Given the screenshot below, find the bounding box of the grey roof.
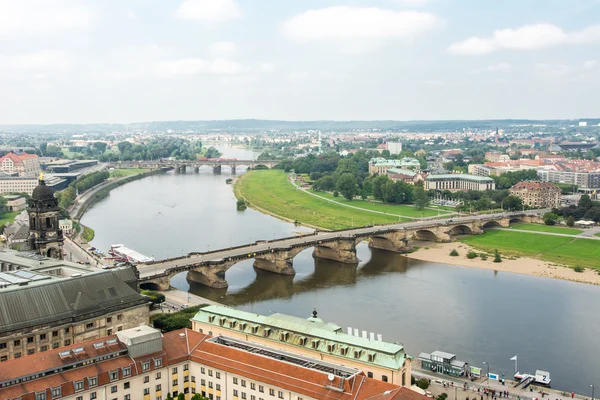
[0,268,148,334]
[117,325,162,346]
[5,223,29,241]
[431,350,456,359]
[450,359,466,368]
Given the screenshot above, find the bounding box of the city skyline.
[1,0,600,124]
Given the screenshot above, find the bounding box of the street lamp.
[591,384,595,400]
[483,361,490,382]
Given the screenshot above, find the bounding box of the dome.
[32,180,55,200]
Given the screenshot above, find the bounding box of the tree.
[141,290,166,306]
[413,185,430,210]
[337,173,357,201]
[117,141,133,153]
[39,142,48,155]
[567,215,575,227]
[543,212,559,226]
[91,142,107,155]
[493,249,502,263]
[416,378,430,390]
[579,194,593,209]
[502,195,523,211]
[178,394,185,400]
[371,175,389,200]
[449,249,459,256]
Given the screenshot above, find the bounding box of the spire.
[312,308,318,318]
[39,171,45,183]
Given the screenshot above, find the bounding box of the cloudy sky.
[1,0,599,124]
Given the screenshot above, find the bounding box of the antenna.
[328,374,335,382]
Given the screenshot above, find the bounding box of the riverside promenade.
[413,368,589,400]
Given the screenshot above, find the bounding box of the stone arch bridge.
[109,159,280,174]
[137,211,543,290]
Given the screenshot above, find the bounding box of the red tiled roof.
[0,152,38,165]
[510,181,561,191]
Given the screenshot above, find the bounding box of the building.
[0,175,38,195]
[387,142,403,155]
[192,306,412,387]
[418,351,467,377]
[537,170,600,190]
[44,159,99,173]
[509,181,562,209]
[0,325,423,400]
[485,152,510,163]
[386,168,425,184]
[424,174,495,192]
[0,152,41,177]
[369,157,421,175]
[0,251,149,362]
[59,219,74,235]
[26,175,64,259]
[3,195,26,211]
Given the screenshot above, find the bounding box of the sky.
[0,0,599,124]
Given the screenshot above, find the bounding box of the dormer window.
[368,353,376,362]
[279,332,289,342]
[218,318,226,326]
[263,328,271,337]
[311,340,320,349]
[354,350,362,359]
[327,344,335,352]
[299,337,307,346]
[208,316,215,323]
[229,321,237,328]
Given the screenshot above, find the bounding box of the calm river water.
[82,146,600,393]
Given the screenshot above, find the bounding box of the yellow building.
[509,181,562,209]
[192,306,412,387]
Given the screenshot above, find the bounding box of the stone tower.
[27,173,64,259]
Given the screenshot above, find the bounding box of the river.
[81,146,600,393]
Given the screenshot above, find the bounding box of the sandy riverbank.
[407,242,600,286]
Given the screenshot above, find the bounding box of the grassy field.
[110,168,150,178]
[509,223,584,235]
[595,233,600,238]
[0,211,19,226]
[310,190,449,218]
[236,170,412,229]
[460,230,600,269]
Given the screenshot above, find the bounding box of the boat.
[109,244,154,264]
[514,370,551,387]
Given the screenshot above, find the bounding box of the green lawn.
[460,230,600,269]
[110,168,150,178]
[595,233,600,238]
[0,211,19,226]
[509,223,584,235]
[236,170,411,229]
[310,190,449,218]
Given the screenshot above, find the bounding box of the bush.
[411,376,416,385]
[333,190,339,197]
[493,249,502,263]
[236,198,247,211]
[567,216,575,227]
[152,305,208,332]
[449,249,459,256]
[82,225,95,242]
[416,378,430,390]
[437,394,448,400]
[141,290,166,306]
[574,265,584,273]
[480,254,488,260]
[466,250,478,259]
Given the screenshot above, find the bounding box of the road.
[137,211,545,279]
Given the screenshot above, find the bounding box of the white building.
[387,142,403,155]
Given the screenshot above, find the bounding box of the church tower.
[27,173,64,259]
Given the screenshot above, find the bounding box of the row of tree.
[55,171,110,209]
[553,194,600,222]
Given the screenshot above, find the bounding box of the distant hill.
[0,118,596,133]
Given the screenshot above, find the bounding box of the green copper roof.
[192,305,408,370]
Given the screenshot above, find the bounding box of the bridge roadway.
[137,210,545,289]
[110,159,280,172]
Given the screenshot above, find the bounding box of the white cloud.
[209,41,238,57]
[282,6,441,52]
[449,23,600,55]
[155,58,244,75]
[475,63,514,73]
[534,63,572,78]
[583,60,599,70]
[175,0,241,23]
[395,0,430,6]
[0,0,92,37]
[1,50,72,71]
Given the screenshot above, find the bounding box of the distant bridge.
[136,211,544,290]
[109,159,280,173]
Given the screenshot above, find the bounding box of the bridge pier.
[194,166,199,173]
[369,231,411,252]
[186,262,231,289]
[253,247,305,276]
[144,275,171,291]
[213,166,221,174]
[231,165,236,174]
[313,238,358,264]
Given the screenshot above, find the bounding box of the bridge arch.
[414,229,438,241]
[509,217,522,224]
[482,221,502,229]
[140,282,163,291]
[448,225,473,236]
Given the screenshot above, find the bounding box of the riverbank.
[408,241,600,286]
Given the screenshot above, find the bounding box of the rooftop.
[426,174,494,182]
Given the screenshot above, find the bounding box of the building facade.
[0,255,149,362]
[0,176,37,195]
[27,174,64,259]
[537,170,600,190]
[3,195,26,211]
[369,157,421,175]
[0,152,41,177]
[425,174,495,192]
[387,142,403,155]
[0,326,420,400]
[192,306,412,387]
[509,181,562,209]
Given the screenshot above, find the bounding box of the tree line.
[55,170,110,209]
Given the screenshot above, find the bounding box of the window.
[144,388,150,395]
[184,376,189,382]
[208,370,213,377]
[14,352,21,358]
[0,342,6,349]
[201,379,206,385]
[123,367,131,377]
[251,383,255,390]
[106,317,112,323]
[233,390,239,397]
[209,382,213,389]
[51,387,61,397]
[191,376,195,383]
[110,385,117,393]
[64,327,70,333]
[89,393,97,400]
[86,322,94,329]
[64,339,71,346]
[76,397,83,400]
[327,344,335,352]
[172,380,177,387]
[172,367,178,374]
[367,372,373,378]
[142,361,150,371]
[14,339,20,346]
[75,380,84,391]
[155,358,162,367]
[0,356,6,361]
[259,385,264,393]
[117,314,123,321]
[216,372,220,379]
[41,345,48,352]
[201,367,205,374]
[241,380,246,387]
[36,393,46,400]
[278,391,284,399]
[144,376,149,383]
[183,364,189,371]
[216,384,221,391]
[242,393,247,399]
[156,384,162,391]
[269,389,275,396]
[233,377,238,385]
[27,337,34,343]
[28,349,35,355]
[124,396,130,400]
[53,343,59,349]
[107,328,113,335]
[124,382,130,389]
[368,353,376,362]
[40,333,47,340]
[156,372,161,379]
[89,377,97,387]
[382,375,388,382]
[252,396,256,400]
[109,371,118,381]
[311,340,319,349]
